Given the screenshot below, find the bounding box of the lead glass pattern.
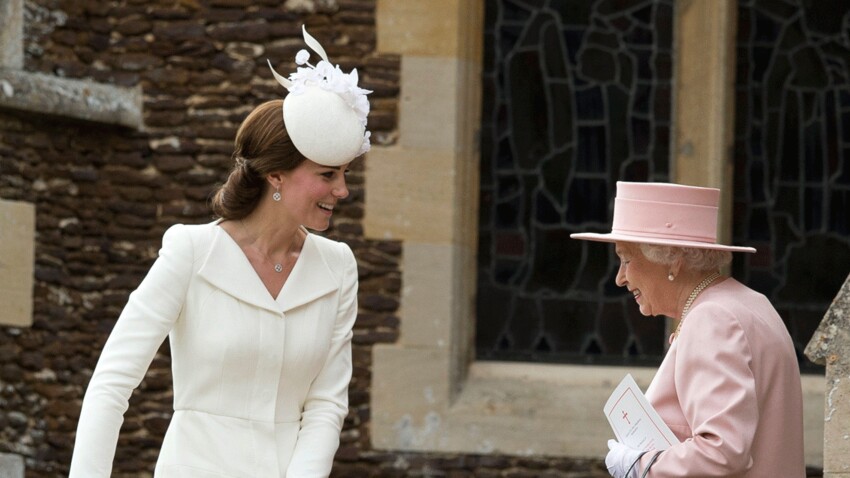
[477,0,673,364]
[733,0,850,371]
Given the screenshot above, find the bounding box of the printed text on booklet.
[603,374,680,451]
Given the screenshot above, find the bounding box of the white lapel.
[197,226,339,315]
[198,226,282,314]
[275,233,339,313]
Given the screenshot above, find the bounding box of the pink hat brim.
[570,232,756,253]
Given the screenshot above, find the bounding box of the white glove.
[605,439,646,478]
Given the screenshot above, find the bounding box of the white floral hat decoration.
[267,26,371,167]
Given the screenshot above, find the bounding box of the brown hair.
[210,100,306,220]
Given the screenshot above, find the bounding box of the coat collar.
[198,225,339,314]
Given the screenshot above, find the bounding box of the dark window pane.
[477,0,672,366]
[733,1,850,372]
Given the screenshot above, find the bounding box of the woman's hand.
[605,440,645,478]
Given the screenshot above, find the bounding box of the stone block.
[0,199,35,327]
[206,20,270,42]
[371,344,452,450]
[822,376,850,474]
[0,0,23,69]
[376,0,481,60]
[802,376,826,467]
[805,273,850,372]
[398,242,460,348]
[398,56,463,151]
[0,452,23,478]
[363,147,457,243]
[0,69,143,129]
[806,273,850,473]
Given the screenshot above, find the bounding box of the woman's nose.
[333,178,349,199]
[615,264,626,287]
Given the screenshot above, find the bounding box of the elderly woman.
[572,182,805,478]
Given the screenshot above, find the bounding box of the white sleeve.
[286,242,358,477]
[69,224,193,477]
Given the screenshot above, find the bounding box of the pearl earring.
[668,273,675,281]
[273,188,281,202]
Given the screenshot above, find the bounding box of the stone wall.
[0,0,615,476]
[0,0,395,475]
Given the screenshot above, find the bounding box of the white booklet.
[603,374,680,451]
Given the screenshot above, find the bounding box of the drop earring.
[273,188,281,202]
[668,273,675,281]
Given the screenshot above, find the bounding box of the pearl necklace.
[669,271,721,343]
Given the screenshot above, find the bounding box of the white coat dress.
[69,221,358,477]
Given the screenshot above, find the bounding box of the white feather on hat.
[267,26,372,167]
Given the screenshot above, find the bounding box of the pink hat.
[570,182,756,253]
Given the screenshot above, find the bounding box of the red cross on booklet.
[603,374,680,451]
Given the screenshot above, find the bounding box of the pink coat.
[642,278,805,477]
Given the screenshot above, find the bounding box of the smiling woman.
[70,26,369,478]
[614,242,673,318]
[273,159,350,233]
[572,181,805,478]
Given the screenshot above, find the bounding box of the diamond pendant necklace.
[240,220,284,273]
[250,244,284,273]
[669,271,721,344]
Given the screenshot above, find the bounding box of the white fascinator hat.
[267,26,372,167]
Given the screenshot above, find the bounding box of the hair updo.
[210,100,306,220]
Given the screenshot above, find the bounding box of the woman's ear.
[670,255,684,277]
[266,172,283,190]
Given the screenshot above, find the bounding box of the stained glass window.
[477,0,674,364]
[733,0,850,371]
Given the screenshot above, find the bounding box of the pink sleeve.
[643,303,757,477]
